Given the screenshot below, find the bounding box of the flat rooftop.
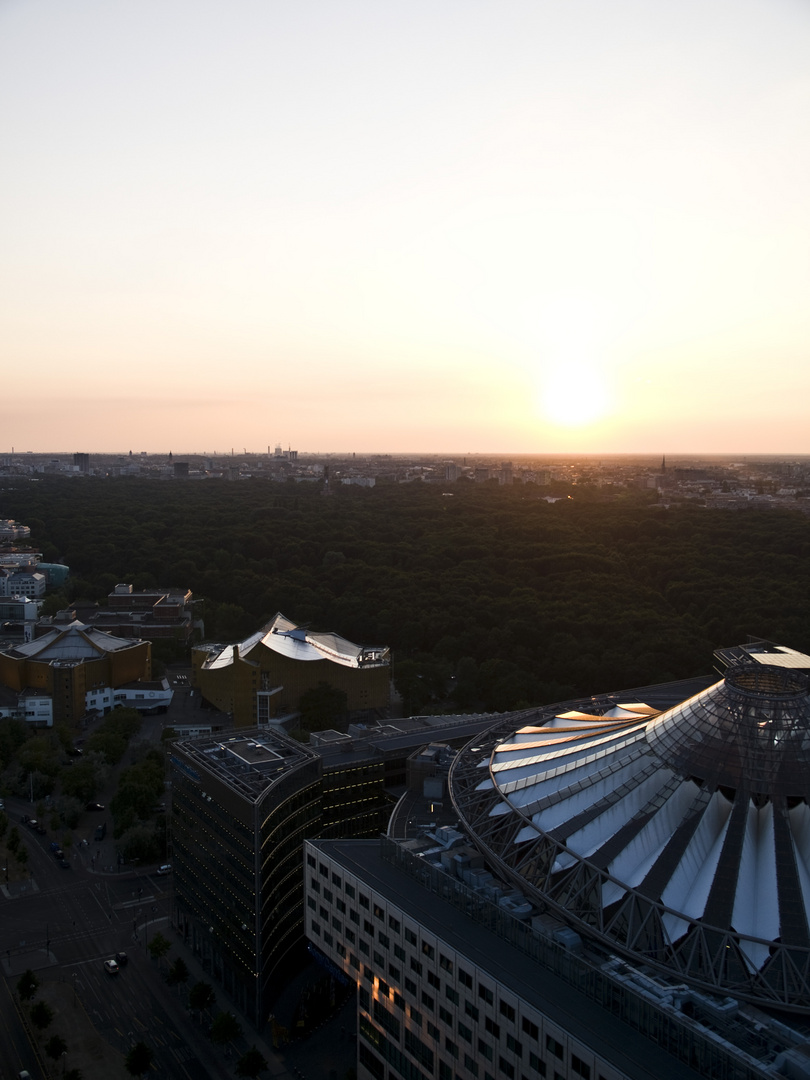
[311,837,771,1080]
[171,729,318,801]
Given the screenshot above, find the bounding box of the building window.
[422,941,435,960]
[477,1038,493,1061]
[500,1001,516,1022]
[360,893,370,909]
[464,1000,479,1022]
[405,928,417,946]
[499,1057,516,1079]
[427,971,440,989]
[389,915,400,932]
[571,1054,590,1079]
[522,1018,539,1040]
[506,1034,523,1056]
[374,903,384,919]
[439,1006,453,1025]
[484,1017,500,1038]
[546,1036,563,1059]
[421,990,434,1010]
[464,1053,479,1076]
[445,986,459,1005]
[458,1021,472,1042]
[529,1052,547,1076]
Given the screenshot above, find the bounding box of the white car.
[103,959,119,975]
[157,863,172,875]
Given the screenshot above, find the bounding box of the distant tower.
[661,455,666,472]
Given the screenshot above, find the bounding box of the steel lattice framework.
[450,669,810,1013]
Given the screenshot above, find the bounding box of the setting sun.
[538,361,613,428]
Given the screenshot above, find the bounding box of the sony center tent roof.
[451,657,810,1012]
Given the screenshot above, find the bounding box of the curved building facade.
[451,657,810,1012]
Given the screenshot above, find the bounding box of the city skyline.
[2,0,809,455]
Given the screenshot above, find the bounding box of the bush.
[30,1000,54,1029]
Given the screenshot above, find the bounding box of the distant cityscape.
[3,449,810,513]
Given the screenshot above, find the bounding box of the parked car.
[115,951,128,966]
[157,863,172,875]
[58,859,71,870]
[52,847,64,859]
[103,959,119,975]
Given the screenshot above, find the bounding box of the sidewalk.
[151,920,358,1080]
[150,921,295,1079]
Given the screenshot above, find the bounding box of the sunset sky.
[2,0,809,454]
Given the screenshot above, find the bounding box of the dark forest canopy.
[3,476,810,713]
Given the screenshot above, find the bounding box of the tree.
[166,956,189,987]
[188,980,216,1016]
[30,1000,54,1029]
[236,1046,268,1078]
[125,1041,154,1078]
[210,1009,243,1046]
[148,930,171,965]
[17,969,39,1001]
[298,681,348,731]
[45,1033,68,1059]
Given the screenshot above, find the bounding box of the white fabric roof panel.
[460,665,810,1006]
[732,802,779,947]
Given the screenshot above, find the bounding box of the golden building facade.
[192,612,390,727]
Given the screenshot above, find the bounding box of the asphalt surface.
[0,678,358,1080]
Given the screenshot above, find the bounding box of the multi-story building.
[305,645,810,1080]
[0,567,46,598]
[171,729,323,1025]
[192,612,391,727]
[169,713,499,1025]
[67,583,197,644]
[0,615,154,726]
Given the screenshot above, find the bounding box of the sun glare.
[539,361,613,427]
